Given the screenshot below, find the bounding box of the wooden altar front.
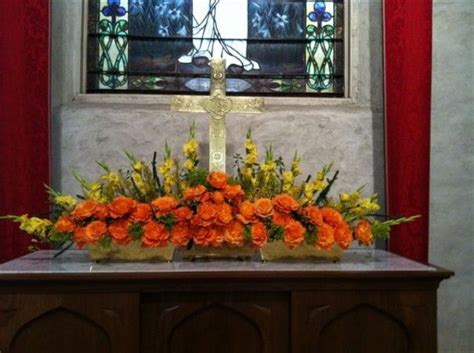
[0,250,452,353]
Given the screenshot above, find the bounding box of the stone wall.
[430,1,473,352]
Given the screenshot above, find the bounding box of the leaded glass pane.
[87,0,345,96]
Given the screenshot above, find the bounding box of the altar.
[0,250,452,353]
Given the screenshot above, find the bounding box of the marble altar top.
[0,250,438,277]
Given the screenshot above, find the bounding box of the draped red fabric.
[0,0,50,263]
[383,0,432,263]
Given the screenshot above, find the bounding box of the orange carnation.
[142,221,170,247]
[334,222,353,249]
[251,222,268,248]
[151,196,179,216]
[130,203,152,223]
[94,204,109,220]
[210,191,225,204]
[71,200,98,221]
[321,207,344,227]
[254,198,274,218]
[54,216,76,234]
[303,205,323,226]
[108,196,137,219]
[283,219,306,249]
[272,194,300,214]
[172,206,193,223]
[211,226,225,247]
[171,223,191,247]
[196,202,217,226]
[355,219,373,246]
[315,222,335,250]
[183,184,208,202]
[272,211,291,227]
[236,201,257,224]
[207,171,228,189]
[193,226,216,247]
[224,220,245,247]
[223,184,244,200]
[109,219,132,245]
[73,227,88,249]
[216,203,233,225]
[84,220,108,243]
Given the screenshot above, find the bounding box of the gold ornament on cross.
[171,58,265,172]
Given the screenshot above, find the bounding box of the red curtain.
[384,0,432,263]
[0,0,51,263]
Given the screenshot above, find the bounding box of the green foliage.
[268,224,284,242]
[244,225,252,242]
[184,167,208,187]
[99,235,112,248]
[129,222,144,241]
[49,228,73,244]
[158,213,176,231]
[304,231,316,245]
[371,221,391,240]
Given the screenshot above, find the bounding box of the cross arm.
[229,97,265,114]
[171,95,207,113]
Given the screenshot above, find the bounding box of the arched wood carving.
[10,308,111,353]
[317,304,410,353]
[167,304,264,353]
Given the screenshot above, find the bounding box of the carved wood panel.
[292,290,437,353]
[0,293,139,353]
[141,292,289,353]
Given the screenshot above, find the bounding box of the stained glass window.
[87,0,345,96]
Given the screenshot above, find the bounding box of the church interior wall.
[50,0,472,351]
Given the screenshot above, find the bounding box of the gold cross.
[171,58,264,172]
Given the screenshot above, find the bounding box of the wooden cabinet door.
[141,292,289,353]
[0,293,139,353]
[292,290,437,353]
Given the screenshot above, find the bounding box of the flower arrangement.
[3,124,417,260]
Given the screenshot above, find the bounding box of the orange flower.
[321,207,344,227]
[216,203,233,225]
[142,221,170,247]
[196,202,217,226]
[108,196,137,219]
[236,201,257,224]
[334,222,353,249]
[207,171,228,189]
[303,205,323,226]
[193,226,216,247]
[183,184,208,202]
[211,226,225,247]
[71,200,98,221]
[171,223,191,247]
[355,219,373,246]
[283,219,306,249]
[251,222,268,248]
[272,211,291,227]
[272,194,300,214]
[151,196,179,216]
[210,191,225,204]
[54,216,76,234]
[130,203,152,223]
[315,222,335,250]
[223,184,244,200]
[172,206,193,223]
[94,204,109,220]
[109,219,132,245]
[73,227,88,249]
[224,220,245,247]
[254,198,274,218]
[84,220,108,243]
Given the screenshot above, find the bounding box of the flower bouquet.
[2,124,417,262]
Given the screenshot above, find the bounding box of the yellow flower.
[133,161,144,173]
[244,138,258,166]
[359,198,380,212]
[18,215,52,238]
[244,151,258,165]
[54,194,77,209]
[159,159,174,175]
[101,172,121,186]
[132,172,150,195]
[183,138,198,158]
[183,159,195,171]
[282,171,294,192]
[312,179,327,192]
[262,161,276,173]
[304,183,316,203]
[87,183,106,203]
